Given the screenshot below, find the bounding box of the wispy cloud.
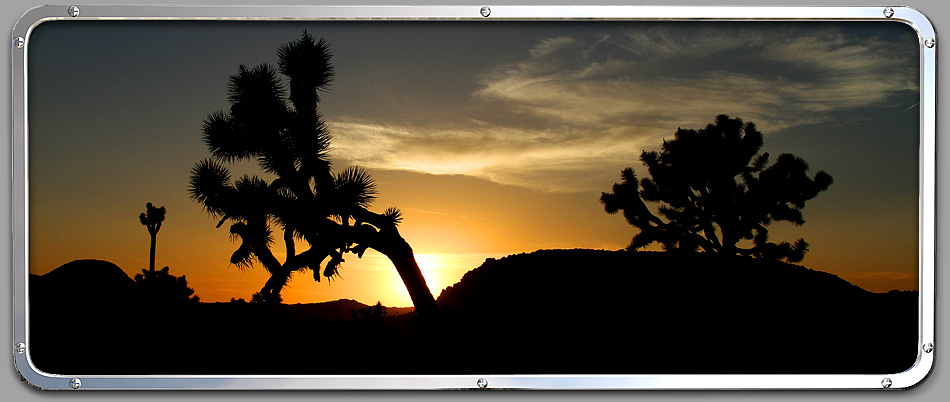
[329,25,917,192]
[476,25,917,133]
[329,121,650,191]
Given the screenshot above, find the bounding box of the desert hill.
[30,259,135,305]
[434,249,917,374]
[438,248,877,314]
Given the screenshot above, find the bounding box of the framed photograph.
[11,5,935,390]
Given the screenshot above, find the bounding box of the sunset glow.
[27,21,920,309]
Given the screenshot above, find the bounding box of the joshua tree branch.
[735,247,757,256]
[283,247,329,274]
[702,223,722,251]
[251,239,283,276]
[283,228,296,264]
[694,234,718,253]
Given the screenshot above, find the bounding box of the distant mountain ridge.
[30,259,414,321]
[247,299,415,322]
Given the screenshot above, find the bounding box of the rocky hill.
[434,249,918,374]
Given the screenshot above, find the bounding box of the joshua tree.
[601,114,832,263]
[189,32,438,317]
[139,202,167,274]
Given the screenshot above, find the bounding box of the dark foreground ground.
[29,250,918,375]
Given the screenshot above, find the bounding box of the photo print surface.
[27,20,920,375]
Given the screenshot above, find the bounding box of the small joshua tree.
[139,202,166,274]
[135,204,198,304]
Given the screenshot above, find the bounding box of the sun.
[384,252,491,307]
[413,254,443,296]
[385,253,444,307]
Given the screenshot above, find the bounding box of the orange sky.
[29,166,919,307]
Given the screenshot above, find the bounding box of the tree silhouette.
[134,265,199,304]
[601,115,832,263]
[139,202,166,274]
[188,31,438,317]
[351,301,388,321]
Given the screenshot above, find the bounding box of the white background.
[2,0,947,400]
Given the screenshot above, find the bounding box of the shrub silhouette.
[351,301,388,321]
[188,31,438,316]
[133,265,199,304]
[139,202,166,274]
[250,291,281,304]
[601,114,832,262]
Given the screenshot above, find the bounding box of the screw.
[480,6,491,18]
[69,377,82,389]
[883,7,894,18]
[14,342,25,354]
[68,6,80,18]
[923,343,934,353]
[13,37,24,49]
[476,377,488,389]
[925,38,936,48]
[881,378,892,388]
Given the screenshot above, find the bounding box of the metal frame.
[10,5,936,390]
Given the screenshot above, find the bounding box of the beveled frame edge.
[9,5,936,390]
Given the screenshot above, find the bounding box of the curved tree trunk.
[345,209,440,318]
[253,239,289,302]
[266,235,438,316]
[261,212,441,318]
[370,227,440,319]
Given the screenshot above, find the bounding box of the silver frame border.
[10,5,936,390]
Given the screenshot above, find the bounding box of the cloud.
[476,25,917,133]
[329,120,650,192]
[329,25,918,192]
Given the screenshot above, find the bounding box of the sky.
[27,20,921,307]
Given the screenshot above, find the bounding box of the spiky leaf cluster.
[139,202,166,234]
